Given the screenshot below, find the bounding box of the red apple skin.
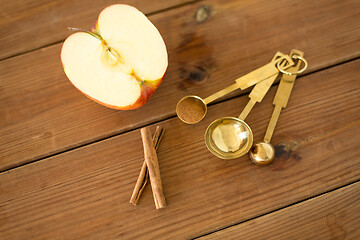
[86,76,164,110]
[126,77,164,109]
[61,4,167,110]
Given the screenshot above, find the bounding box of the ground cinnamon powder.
[177,97,207,124]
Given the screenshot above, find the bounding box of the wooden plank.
[1,0,360,171]
[199,181,360,240]
[0,0,195,60]
[0,58,359,239]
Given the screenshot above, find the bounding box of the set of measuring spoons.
[176,49,308,165]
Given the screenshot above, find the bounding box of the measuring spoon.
[249,50,307,165]
[204,60,283,159]
[176,53,294,124]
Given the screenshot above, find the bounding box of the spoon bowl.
[249,142,275,165]
[176,95,208,124]
[205,117,253,159]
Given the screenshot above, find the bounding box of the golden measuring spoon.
[249,50,307,165]
[204,58,284,159]
[176,53,294,124]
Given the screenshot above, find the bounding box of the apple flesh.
[61,4,168,110]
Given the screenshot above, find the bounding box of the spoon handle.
[203,52,293,105]
[238,72,279,121]
[238,52,291,121]
[263,49,305,143]
[203,83,239,105]
[239,98,257,120]
[235,54,294,90]
[264,105,282,143]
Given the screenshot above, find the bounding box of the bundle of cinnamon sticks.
[130,126,166,209]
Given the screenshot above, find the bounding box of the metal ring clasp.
[276,55,308,75]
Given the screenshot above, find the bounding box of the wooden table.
[1,0,360,239]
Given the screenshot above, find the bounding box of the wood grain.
[0,58,359,239]
[1,0,360,170]
[0,0,195,60]
[199,181,360,240]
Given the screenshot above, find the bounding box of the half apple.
[61,4,168,110]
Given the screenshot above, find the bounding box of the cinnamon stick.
[140,127,166,209]
[130,126,165,206]
[130,126,164,205]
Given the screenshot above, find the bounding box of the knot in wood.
[183,65,208,85]
[195,5,211,23]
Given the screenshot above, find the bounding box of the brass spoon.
[249,50,307,165]
[176,53,294,124]
[204,60,283,159]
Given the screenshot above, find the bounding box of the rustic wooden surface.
[0,0,359,239]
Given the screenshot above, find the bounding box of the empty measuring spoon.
[204,60,284,159]
[176,53,294,124]
[249,50,307,165]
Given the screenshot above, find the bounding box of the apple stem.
[68,27,124,66]
[68,27,103,41]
